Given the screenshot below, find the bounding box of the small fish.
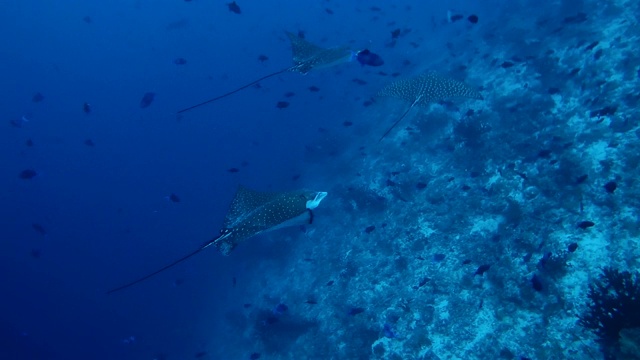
[32,92,44,102]
[284,91,295,98]
[174,57,187,65]
[140,92,155,108]
[32,223,46,235]
[326,280,334,286]
[538,252,552,269]
[83,16,92,24]
[383,323,397,338]
[364,225,375,234]
[243,303,252,308]
[568,243,578,252]
[274,303,288,314]
[355,49,384,67]
[433,253,445,262]
[227,1,241,14]
[83,102,92,113]
[325,8,334,15]
[577,220,595,229]
[305,299,318,304]
[449,13,464,22]
[308,86,320,92]
[84,139,95,147]
[468,15,479,24]
[531,273,543,292]
[462,259,472,265]
[169,193,181,203]
[26,139,34,147]
[343,121,353,127]
[276,101,289,109]
[416,182,427,189]
[417,277,429,288]
[194,351,208,358]
[474,264,491,276]
[31,249,41,258]
[250,353,261,360]
[19,169,38,179]
[348,307,365,316]
[352,78,367,85]
[232,276,237,287]
[391,28,401,39]
[227,168,239,173]
[575,174,588,184]
[603,181,617,193]
[258,54,268,62]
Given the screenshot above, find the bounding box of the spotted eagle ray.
[177,32,353,114]
[107,186,327,294]
[377,72,483,141]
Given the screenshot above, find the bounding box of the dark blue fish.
[84,139,95,147]
[140,92,155,108]
[32,92,44,102]
[433,253,446,262]
[32,223,46,235]
[19,169,38,179]
[355,49,384,67]
[250,353,261,360]
[383,323,397,338]
[169,193,181,203]
[174,57,187,65]
[348,307,365,316]
[227,1,241,14]
[273,303,288,315]
[474,264,491,276]
[531,273,543,292]
[83,102,92,113]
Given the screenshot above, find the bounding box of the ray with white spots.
[377,72,483,141]
[107,186,327,294]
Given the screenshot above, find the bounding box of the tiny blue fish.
[348,307,365,316]
[355,49,384,67]
[273,303,288,315]
[383,323,397,338]
[140,92,155,108]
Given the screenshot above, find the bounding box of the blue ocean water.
[2,1,640,359]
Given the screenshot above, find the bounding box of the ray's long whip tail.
[176,67,292,114]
